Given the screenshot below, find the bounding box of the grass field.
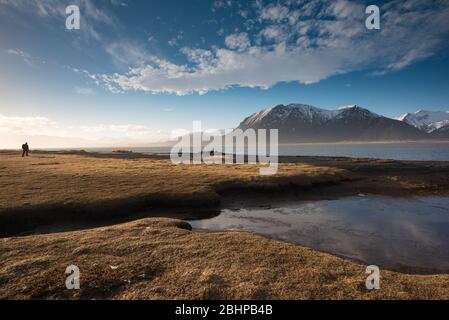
[1,150,449,299]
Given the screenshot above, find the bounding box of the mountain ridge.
[398,110,449,134]
[237,104,447,143]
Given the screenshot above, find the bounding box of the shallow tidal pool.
[189,195,449,271]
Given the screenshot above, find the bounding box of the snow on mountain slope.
[239,104,378,128]
[237,104,426,142]
[239,104,336,128]
[398,110,449,133]
[435,122,449,134]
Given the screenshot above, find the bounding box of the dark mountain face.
[237,104,430,143]
[433,123,449,138]
[437,124,449,133]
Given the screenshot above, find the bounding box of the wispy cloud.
[0,0,119,43]
[105,41,152,67]
[75,86,96,96]
[168,31,184,47]
[110,0,128,7]
[7,49,35,66]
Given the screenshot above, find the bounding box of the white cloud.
[260,4,289,22]
[74,0,449,96]
[212,0,232,12]
[168,38,178,47]
[96,44,353,95]
[225,32,250,51]
[260,25,288,42]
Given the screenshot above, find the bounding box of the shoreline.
[2,139,449,152]
[1,150,449,237]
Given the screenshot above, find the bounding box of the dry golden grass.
[0,151,350,211]
[0,151,355,237]
[1,218,448,300]
[1,150,449,300]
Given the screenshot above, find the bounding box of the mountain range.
[237,104,449,143]
[398,110,449,135]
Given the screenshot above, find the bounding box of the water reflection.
[189,196,449,270]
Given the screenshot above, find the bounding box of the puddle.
[189,196,449,271]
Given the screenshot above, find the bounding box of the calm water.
[279,142,449,161]
[85,142,449,161]
[189,196,449,270]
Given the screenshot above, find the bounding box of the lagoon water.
[189,196,449,270]
[86,142,449,161]
[86,143,449,269]
[278,142,449,161]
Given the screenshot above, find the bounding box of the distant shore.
[2,139,449,152]
[278,140,449,145]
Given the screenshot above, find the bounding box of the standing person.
[22,142,29,157]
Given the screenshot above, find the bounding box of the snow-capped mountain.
[240,104,378,127]
[237,104,429,142]
[240,104,345,128]
[397,110,449,133]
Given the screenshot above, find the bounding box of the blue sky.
[0,0,448,147]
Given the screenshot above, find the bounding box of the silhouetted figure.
[22,142,29,157]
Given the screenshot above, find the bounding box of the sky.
[0,0,448,148]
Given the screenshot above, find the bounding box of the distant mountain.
[397,110,449,133]
[237,104,431,143]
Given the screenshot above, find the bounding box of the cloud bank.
[90,0,449,95]
[2,0,449,96]
[0,114,169,148]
